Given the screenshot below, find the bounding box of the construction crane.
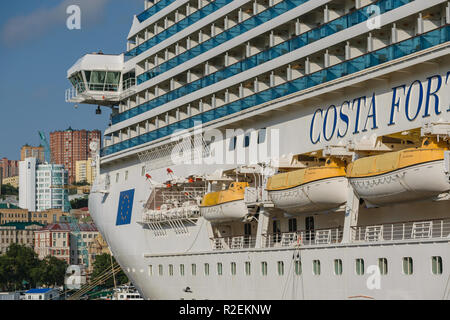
[38,131,90,270]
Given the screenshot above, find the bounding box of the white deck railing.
[351,219,450,242]
[210,219,450,251]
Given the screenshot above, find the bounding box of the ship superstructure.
[67,0,450,299]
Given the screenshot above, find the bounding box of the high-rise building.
[75,158,97,185]
[19,158,70,212]
[50,128,101,184]
[21,145,45,163]
[0,158,19,179]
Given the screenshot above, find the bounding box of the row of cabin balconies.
[129,0,214,52]
[105,4,449,147]
[118,2,447,115]
[132,0,365,79]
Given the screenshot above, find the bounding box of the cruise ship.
[66,0,450,299]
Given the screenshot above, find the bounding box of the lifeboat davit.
[347,137,450,206]
[267,158,348,214]
[200,182,249,222]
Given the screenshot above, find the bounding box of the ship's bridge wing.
[65,53,135,106]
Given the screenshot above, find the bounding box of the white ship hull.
[268,177,348,214]
[350,160,450,207]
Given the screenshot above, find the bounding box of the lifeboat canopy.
[65,53,135,106]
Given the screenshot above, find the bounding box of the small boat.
[200,182,250,222]
[347,137,450,206]
[266,158,348,214]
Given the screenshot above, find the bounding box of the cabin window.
[403,257,413,275]
[158,264,163,276]
[334,259,343,275]
[288,218,297,232]
[244,223,252,236]
[261,261,268,276]
[245,262,251,276]
[378,258,388,275]
[229,136,237,151]
[356,259,365,275]
[432,256,443,275]
[313,260,321,275]
[217,263,223,276]
[244,133,251,148]
[258,128,266,144]
[277,261,284,276]
[168,264,174,276]
[305,217,315,241]
[295,260,302,275]
[231,262,237,276]
[191,264,197,276]
[204,263,210,276]
[180,264,185,276]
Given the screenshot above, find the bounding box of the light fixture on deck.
[96,106,102,115]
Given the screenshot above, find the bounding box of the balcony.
[102,24,450,157]
[115,0,414,125]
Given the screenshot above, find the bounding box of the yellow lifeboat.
[347,137,450,206]
[200,182,250,222]
[266,158,348,214]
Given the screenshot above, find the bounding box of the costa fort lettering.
[310,71,450,145]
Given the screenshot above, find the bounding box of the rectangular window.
[261,261,268,276]
[257,128,266,144]
[356,259,365,276]
[141,166,146,176]
[229,136,237,151]
[217,263,223,276]
[403,257,413,275]
[378,258,388,275]
[245,262,251,276]
[115,173,119,183]
[288,218,297,232]
[158,264,163,276]
[432,256,443,275]
[204,263,210,276]
[277,261,284,276]
[180,264,185,276]
[295,260,302,275]
[244,133,250,148]
[231,262,236,276]
[168,264,174,276]
[191,264,197,276]
[125,171,129,181]
[334,259,343,275]
[313,260,321,275]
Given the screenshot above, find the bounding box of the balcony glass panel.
[101,24,449,157]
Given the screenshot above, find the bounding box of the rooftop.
[25,288,55,294]
[36,223,98,232]
[0,222,44,230]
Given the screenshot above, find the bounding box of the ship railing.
[351,218,450,243]
[211,235,257,251]
[262,228,343,248]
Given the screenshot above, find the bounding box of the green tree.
[70,197,89,209]
[36,256,68,287]
[0,244,68,291]
[91,253,128,289]
[0,244,40,291]
[1,184,19,195]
